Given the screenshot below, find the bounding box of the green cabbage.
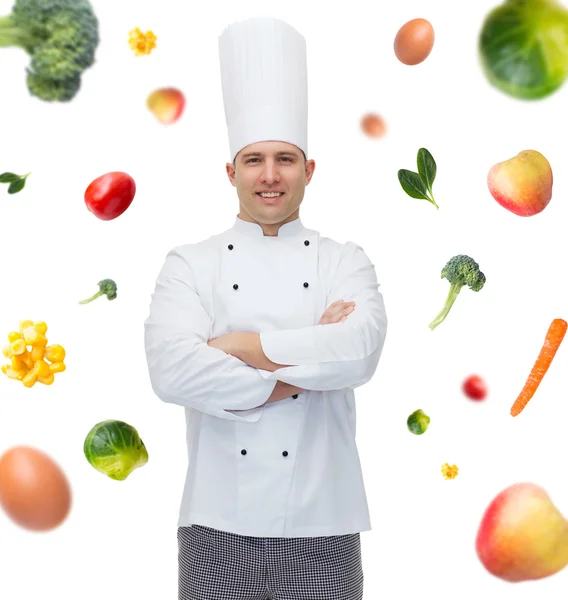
[479,0,568,100]
[84,420,148,481]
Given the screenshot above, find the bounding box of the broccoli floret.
[0,0,99,102]
[428,255,486,330]
[79,279,117,304]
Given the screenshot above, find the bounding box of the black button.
[228,244,234,250]
[292,394,298,399]
[282,451,289,457]
[241,449,247,455]
[233,284,239,290]
[304,240,310,246]
[303,282,309,288]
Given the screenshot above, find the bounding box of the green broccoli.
[79,279,117,304]
[0,0,99,102]
[428,255,486,330]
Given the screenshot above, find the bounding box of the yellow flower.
[441,463,459,480]
[128,27,157,56]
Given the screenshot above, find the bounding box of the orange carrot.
[510,318,568,417]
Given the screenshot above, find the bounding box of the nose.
[261,160,280,184]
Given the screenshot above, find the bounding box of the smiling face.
[226,140,316,236]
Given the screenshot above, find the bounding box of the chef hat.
[218,16,308,164]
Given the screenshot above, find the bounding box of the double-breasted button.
[228,244,234,250]
[303,282,309,288]
[304,240,310,246]
[292,394,298,399]
[233,284,239,290]
[241,449,247,455]
[282,451,289,457]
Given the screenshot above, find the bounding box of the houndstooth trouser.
[178,525,364,600]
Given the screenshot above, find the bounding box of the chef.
[144,15,388,600]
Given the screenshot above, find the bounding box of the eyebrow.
[241,151,299,159]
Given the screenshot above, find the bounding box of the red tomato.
[462,375,487,401]
[84,172,136,221]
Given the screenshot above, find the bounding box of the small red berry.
[462,375,487,401]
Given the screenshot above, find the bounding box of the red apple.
[147,87,185,124]
[487,150,553,216]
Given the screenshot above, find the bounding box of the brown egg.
[361,113,387,138]
[394,18,435,65]
[0,446,71,531]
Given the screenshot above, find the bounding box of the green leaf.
[398,169,430,200]
[417,148,436,194]
[8,178,26,194]
[0,172,21,183]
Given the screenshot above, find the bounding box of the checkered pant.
[178,525,364,600]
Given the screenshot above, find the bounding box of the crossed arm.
[144,242,387,422]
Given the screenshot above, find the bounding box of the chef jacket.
[144,215,388,538]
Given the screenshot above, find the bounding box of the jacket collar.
[232,215,305,238]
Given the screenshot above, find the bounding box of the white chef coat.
[144,215,388,538]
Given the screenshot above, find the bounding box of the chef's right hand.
[318,300,356,325]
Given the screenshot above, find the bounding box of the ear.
[226,162,236,186]
[305,159,316,185]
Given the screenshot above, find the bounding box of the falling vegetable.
[441,463,459,480]
[429,255,486,330]
[79,279,117,304]
[84,171,136,220]
[0,0,99,102]
[479,0,568,100]
[407,409,430,434]
[84,420,148,481]
[0,171,30,194]
[398,148,438,209]
[510,318,567,417]
[128,27,157,56]
[1,320,66,387]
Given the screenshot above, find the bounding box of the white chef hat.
[218,16,308,164]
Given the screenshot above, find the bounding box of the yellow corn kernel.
[1,364,8,374]
[38,373,54,385]
[22,371,37,387]
[19,350,33,370]
[45,344,65,363]
[23,326,40,345]
[33,359,51,378]
[8,331,22,343]
[19,320,33,332]
[48,361,66,374]
[10,339,26,355]
[3,345,12,358]
[31,345,44,361]
[33,321,47,335]
[6,367,24,380]
[33,333,47,347]
[11,355,26,371]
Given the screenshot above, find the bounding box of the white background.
[1,0,568,598]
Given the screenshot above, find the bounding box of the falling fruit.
[361,113,386,138]
[475,482,568,582]
[147,87,186,124]
[462,374,487,401]
[487,150,553,217]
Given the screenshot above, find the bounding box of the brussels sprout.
[84,420,148,480]
[479,0,568,100]
[407,409,430,435]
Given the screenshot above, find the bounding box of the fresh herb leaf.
[398,169,430,200]
[417,148,436,195]
[398,150,439,209]
[8,178,26,194]
[0,172,21,183]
